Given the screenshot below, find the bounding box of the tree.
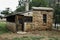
[15,6,25,12]
[54,4,60,24]
[32,0,48,7]
[1,8,12,16]
[0,16,2,19]
[15,0,48,12]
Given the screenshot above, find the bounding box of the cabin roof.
[5,11,32,17]
[32,7,54,11]
[5,7,54,17]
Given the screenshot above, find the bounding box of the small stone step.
[17,31,27,34]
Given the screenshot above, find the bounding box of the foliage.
[0,16,2,19]
[54,4,60,23]
[1,8,13,16]
[55,6,60,15]
[1,10,9,16]
[0,22,10,34]
[15,6,25,12]
[31,0,48,7]
[15,0,48,12]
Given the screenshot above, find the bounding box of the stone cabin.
[6,7,53,32]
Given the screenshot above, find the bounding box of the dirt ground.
[0,30,60,40]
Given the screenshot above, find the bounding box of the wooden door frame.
[15,15,24,32]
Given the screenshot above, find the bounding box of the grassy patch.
[48,37,59,40]
[13,36,45,40]
[13,36,60,40]
[0,22,10,34]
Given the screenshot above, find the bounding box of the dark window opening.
[6,15,15,22]
[19,18,23,24]
[24,16,32,22]
[43,14,47,23]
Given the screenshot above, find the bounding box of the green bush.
[0,22,10,34]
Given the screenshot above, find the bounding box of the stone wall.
[6,22,16,32]
[24,10,53,31]
[32,11,53,30]
[24,22,33,31]
[47,11,53,29]
[33,11,43,30]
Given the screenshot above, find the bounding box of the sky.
[0,0,18,11]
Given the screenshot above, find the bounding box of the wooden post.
[15,15,19,32]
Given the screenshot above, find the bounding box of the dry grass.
[0,31,60,40]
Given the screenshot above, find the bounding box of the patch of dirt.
[0,30,60,40]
